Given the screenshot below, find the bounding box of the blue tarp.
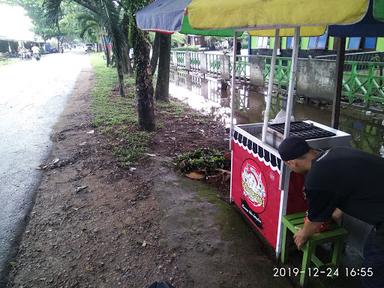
[136,0,191,33]
[329,0,384,37]
[136,0,240,37]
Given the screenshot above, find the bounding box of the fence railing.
[171,50,384,107]
[174,51,186,68]
[262,56,292,91]
[207,53,222,74]
[190,52,201,71]
[229,55,250,79]
[343,61,384,105]
[316,51,384,62]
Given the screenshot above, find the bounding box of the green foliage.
[171,32,187,47]
[90,53,151,167]
[176,148,228,174]
[77,13,101,43]
[0,58,17,67]
[240,33,249,49]
[57,3,85,42]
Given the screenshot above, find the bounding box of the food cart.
[231,121,351,251]
[188,0,369,256]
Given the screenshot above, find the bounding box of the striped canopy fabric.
[188,0,369,30]
[249,27,326,37]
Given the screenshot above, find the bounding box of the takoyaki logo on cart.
[241,159,267,213]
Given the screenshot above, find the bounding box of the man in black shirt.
[278,136,384,288]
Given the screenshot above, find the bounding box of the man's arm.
[293,220,324,249]
[294,207,342,249]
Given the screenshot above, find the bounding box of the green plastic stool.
[281,212,348,287]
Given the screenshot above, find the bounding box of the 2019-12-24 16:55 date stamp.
[273,267,374,278]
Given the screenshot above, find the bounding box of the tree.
[122,0,156,130]
[45,0,156,131]
[132,26,155,130]
[171,32,187,47]
[150,32,160,75]
[44,0,128,97]
[6,0,63,41]
[155,33,171,102]
[77,13,111,65]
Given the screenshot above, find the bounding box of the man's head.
[278,136,317,174]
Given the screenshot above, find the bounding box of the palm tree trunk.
[117,60,125,97]
[112,42,125,97]
[121,13,133,76]
[155,34,171,101]
[102,35,111,66]
[151,32,161,75]
[133,28,155,131]
[106,45,111,67]
[122,44,133,75]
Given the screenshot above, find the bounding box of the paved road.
[0,52,90,283]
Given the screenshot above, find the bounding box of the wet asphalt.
[0,52,90,284]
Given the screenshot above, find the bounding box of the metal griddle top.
[268,121,336,140]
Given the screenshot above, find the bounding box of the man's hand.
[294,228,308,249]
[332,208,343,225]
[293,219,325,249]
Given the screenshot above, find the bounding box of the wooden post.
[332,37,346,129]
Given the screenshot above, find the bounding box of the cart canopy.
[249,27,325,37]
[136,0,241,37]
[374,0,384,21]
[188,0,369,30]
[329,0,384,37]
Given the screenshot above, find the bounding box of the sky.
[0,3,35,41]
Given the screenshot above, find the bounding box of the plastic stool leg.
[300,242,313,288]
[331,238,344,266]
[281,224,288,264]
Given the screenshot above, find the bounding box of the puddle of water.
[170,70,384,157]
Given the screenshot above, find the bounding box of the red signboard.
[232,140,282,248]
[231,134,308,249]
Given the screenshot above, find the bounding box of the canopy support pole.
[277,27,300,259]
[332,37,346,129]
[262,29,280,142]
[283,27,300,139]
[230,34,237,150]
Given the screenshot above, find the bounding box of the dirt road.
[7,62,292,288]
[0,52,90,285]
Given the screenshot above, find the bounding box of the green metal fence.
[171,51,384,107]
[261,57,384,106]
[229,55,250,78]
[190,52,201,70]
[207,54,221,74]
[343,61,384,105]
[262,56,292,91]
[176,51,186,68]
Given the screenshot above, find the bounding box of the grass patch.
[156,100,185,117]
[112,131,152,167]
[0,57,18,67]
[90,53,152,166]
